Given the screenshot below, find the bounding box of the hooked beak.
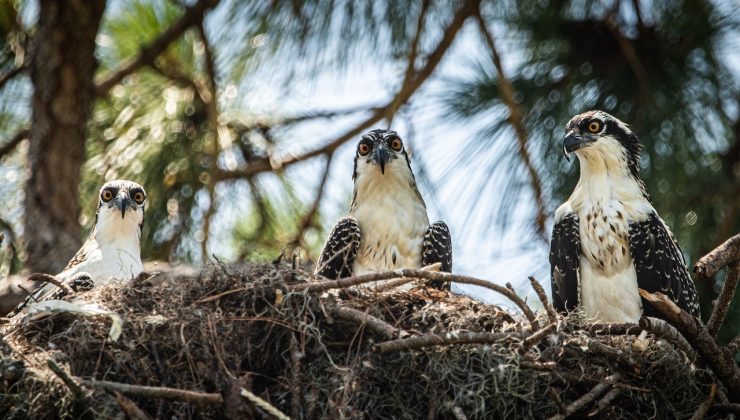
[116,195,132,219]
[562,131,594,161]
[373,144,390,174]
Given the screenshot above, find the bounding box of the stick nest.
[0,262,722,419]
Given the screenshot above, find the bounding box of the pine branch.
[290,153,334,246]
[95,0,219,95]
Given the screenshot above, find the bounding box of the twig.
[476,12,548,240]
[547,387,566,414]
[239,387,290,420]
[706,262,739,337]
[588,387,621,417]
[522,323,556,349]
[588,323,642,336]
[0,128,29,161]
[114,392,153,420]
[374,330,522,353]
[29,273,74,296]
[694,233,740,280]
[639,290,740,402]
[213,0,480,181]
[639,316,696,360]
[47,359,85,399]
[78,378,223,407]
[529,276,557,323]
[328,305,403,339]
[547,373,620,420]
[690,384,717,420]
[291,268,537,328]
[94,0,219,94]
[0,64,26,91]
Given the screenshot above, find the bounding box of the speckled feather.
[315,217,361,279]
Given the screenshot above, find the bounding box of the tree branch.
[94,0,219,95]
[78,378,223,407]
[214,0,480,181]
[639,316,696,360]
[548,373,620,420]
[290,153,334,246]
[694,233,740,280]
[639,290,740,402]
[328,305,403,339]
[0,128,29,161]
[689,384,717,420]
[293,268,537,328]
[706,262,739,338]
[373,330,519,353]
[529,276,557,323]
[0,63,27,91]
[476,12,548,241]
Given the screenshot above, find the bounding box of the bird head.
[94,180,147,234]
[563,110,642,178]
[352,129,413,179]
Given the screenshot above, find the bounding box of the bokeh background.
[0,0,738,343]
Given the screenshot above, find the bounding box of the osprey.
[14,180,146,310]
[315,129,452,289]
[549,111,700,322]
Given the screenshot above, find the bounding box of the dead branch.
[689,383,717,420]
[639,290,740,402]
[239,387,290,420]
[694,233,740,280]
[95,0,219,94]
[115,392,153,420]
[529,276,557,323]
[0,63,26,91]
[547,387,566,414]
[587,387,621,417]
[28,273,74,296]
[78,378,223,407]
[0,128,29,161]
[726,336,740,356]
[547,373,620,420]
[373,330,518,353]
[476,12,548,240]
[587,323,642,336]
[213,0,481,181]
[639,316,696,360]
[47,359,85,399]
[291,269,537,328]
[522,323,557,349]
[328,305,403,339]
[711,403,740,415]
[706,262,739,338]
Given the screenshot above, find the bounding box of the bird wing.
[7,273,95,318]
[64,232,96,271]
[422,221,452,290]
[315,217,361,279]
[550,212,580,312]
[628,212,700,318]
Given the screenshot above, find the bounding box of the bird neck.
[92,212,142,253]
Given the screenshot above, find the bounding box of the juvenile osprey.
[549,111,700,322]
[315,129,452,289]
[14,180,147,309]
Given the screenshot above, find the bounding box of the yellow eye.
[588,121,602,133]
[390,139,402,151]
[358,143,370,156]
[101,189,113,202]
[133,191,145,204]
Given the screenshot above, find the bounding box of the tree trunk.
[24,0,106,273]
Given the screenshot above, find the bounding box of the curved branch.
[290,153,334,246]
[0,128,29,161]
[0,64,27,91]
[214,0,481,181]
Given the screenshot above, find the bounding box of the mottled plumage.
[550,111,699,322]
[316,129,452,290]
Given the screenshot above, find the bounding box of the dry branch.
[328,305,403,339]
[78,379,223,407]
[694,233,740,280]
[47,359,85,399]
[587,387,621,417]
[639,290,740,402]
[373,330,518,353]
[95,0,219,94]
[529,276,557,323]
[547,373,620,420]
[239,388,290,420]
[28,273,74,296]
[587,323,642,336]
[0,64,26,91]
[291,268,537,328]
[706,262,739,338]
[711,403,740,415]
[214,0,481,181]
[639,316,696,360]
[689,383,717,420]
[115,392,153,420]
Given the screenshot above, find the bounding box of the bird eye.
[132,191,145,204]
[101,189,113,202]
[588,121,602,133]
[358,143,371,156]
[390,138,402,151]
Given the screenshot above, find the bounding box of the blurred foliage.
[0,0,737,341]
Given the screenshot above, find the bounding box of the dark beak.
[117,195,132,219]
[373,144,390,174]
[563,131,593,161]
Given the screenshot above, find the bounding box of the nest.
[0,262,725,419]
